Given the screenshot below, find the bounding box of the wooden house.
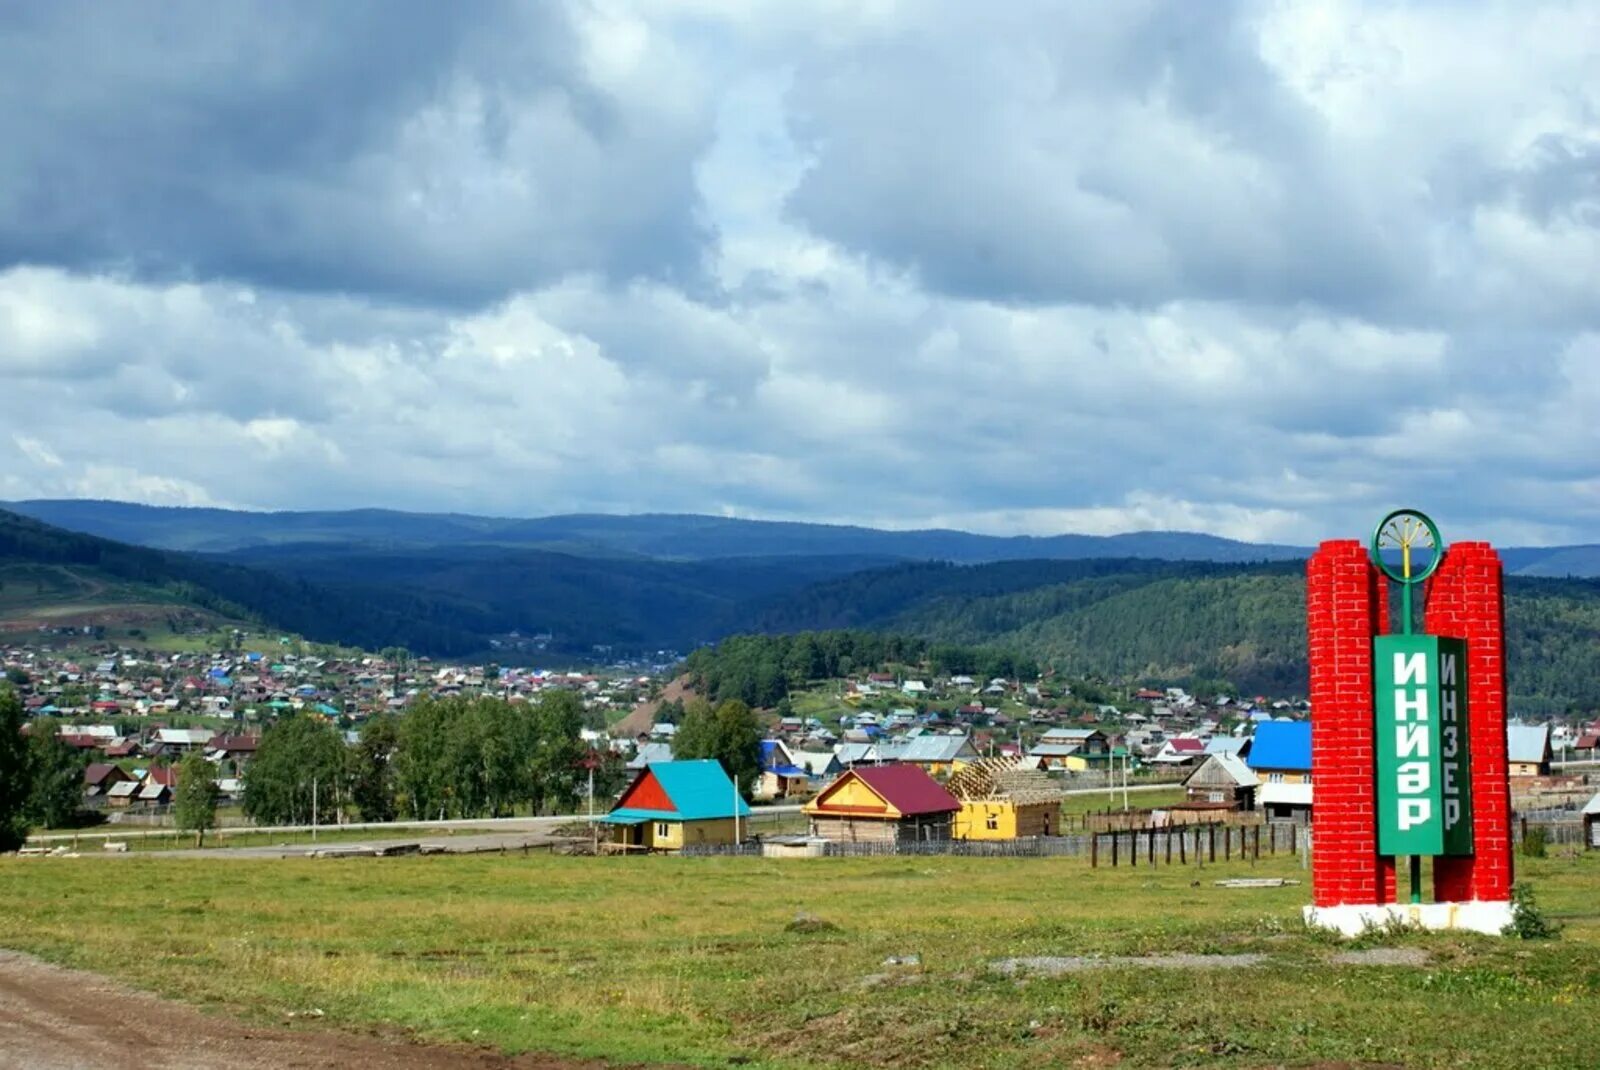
[1507,724,1552,777]
[82,762,133,800]
[599,760,750,853]
[881,733,978,778]
[1247,721,1311,822]
[1032,728,1111,771]
[946,757,1064,840]
[756,740,811,800]
[1181,753,1258,810]
[803,765,960,844]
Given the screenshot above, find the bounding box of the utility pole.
[311,776,318,842]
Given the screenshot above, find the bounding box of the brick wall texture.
[1426,542,1514,902]
[1307,539,1513,907]
[1308,540,1395,908]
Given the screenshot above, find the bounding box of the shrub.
[1503,881,1561,940]
[1519,826,1548,859]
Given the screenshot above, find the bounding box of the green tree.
[394,696,534,820]
[674,698,763,799]
[25,726,84,829]
[173,750,220,846]
[528,691,587,814]
[0,688,31,851]
[396,696,454,819]
[349,715,400,822]
[243,714,347,826]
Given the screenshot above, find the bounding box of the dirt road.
[0,949,607,1070]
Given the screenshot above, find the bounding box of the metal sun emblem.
[1371,508,1444,586]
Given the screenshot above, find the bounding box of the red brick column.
[1308,540,1396,907]
[1427,542,1513,902]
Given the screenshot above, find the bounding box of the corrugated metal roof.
[1184,753,1259,790]
[842,765,960,815]
[1507,724,1551,764]
[1247,721,1310,772]
[883,734,976,763]
[836,743,880,764]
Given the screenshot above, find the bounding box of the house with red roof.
[802,764,960,845]
[1149,736,1207,766]
[83,762,134,799]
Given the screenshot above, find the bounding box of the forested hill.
[5,507,1599,711]
[736,560,1600,713]
[0,509,492,654]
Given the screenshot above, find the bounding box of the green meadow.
[1,849,1597,1068]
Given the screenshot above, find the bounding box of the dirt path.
[0,949,610,1070]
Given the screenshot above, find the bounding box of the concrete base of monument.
[1303,900,1514,937]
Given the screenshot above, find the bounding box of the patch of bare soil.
[0,949,627,1070]
[614,674,694,737]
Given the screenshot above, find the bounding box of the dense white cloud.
[1,2,1598,546]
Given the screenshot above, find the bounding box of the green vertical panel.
[1375,635,1445,856]
[1436,637,1474,856]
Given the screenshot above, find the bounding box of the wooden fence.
[681,835,1095,859]
[1089,821,1301,868]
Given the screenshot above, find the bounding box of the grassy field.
[1,848,1596,1068]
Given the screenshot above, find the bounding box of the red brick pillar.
[1427,542,1513,902]
[1308,540,1396,907]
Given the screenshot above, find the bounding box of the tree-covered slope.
[740,560,1600,712]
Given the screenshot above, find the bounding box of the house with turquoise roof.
[601,760,751,852]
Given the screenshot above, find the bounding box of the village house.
[835,741,882,766]
[791,749,843,784]
[803,765,960,844]
[756,740,811,800]
[1507,724,1553,777]
[600,760,750,853]
[1031,727,1111,771]
[626,740,674,770]
[1181,753,1259,810]
[946,757,1064,840]
[1149,736,1207,766]
[880,733,978,778]
[82,762,134,800]
[1247,721,1311,823]
[138,765,177,806]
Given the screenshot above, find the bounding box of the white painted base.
[1302,901,1514,937]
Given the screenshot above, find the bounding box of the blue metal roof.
[602,760,751,823]
[1247,721,1311,772]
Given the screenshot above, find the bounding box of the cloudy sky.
[2,1,1598,546]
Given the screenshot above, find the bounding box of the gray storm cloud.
[1,1,1597,545]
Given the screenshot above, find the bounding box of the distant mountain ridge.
[9,498,1599,576]
[0,498,1313,563]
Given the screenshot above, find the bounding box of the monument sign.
[1303,509,1514,934]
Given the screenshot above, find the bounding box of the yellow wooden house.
[947,757,1064,840]
[600,760,751,852]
